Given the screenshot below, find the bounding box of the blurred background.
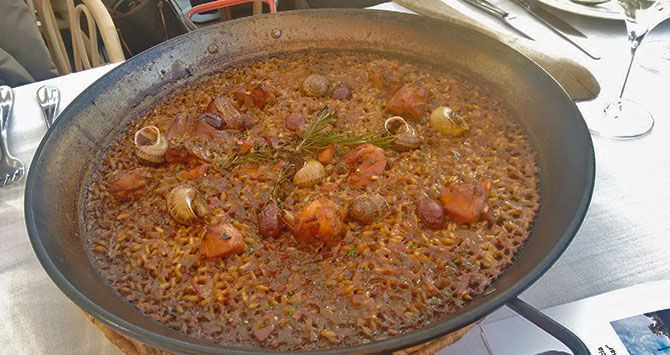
[1,0,389,87]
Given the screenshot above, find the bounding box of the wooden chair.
[32,0,125,74]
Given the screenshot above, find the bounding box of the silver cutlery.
[569,0,611,5]
[37,85,60,128]
[512,0,602,59]
[0,86,25,187]
[461,0,536,40]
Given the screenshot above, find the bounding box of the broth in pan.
[83,51,539,350]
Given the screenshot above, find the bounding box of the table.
[0,64,123,354]
[1,3,669,354]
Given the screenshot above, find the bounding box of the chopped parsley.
[347,244,359,257]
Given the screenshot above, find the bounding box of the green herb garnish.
[347,243,360,257]
[216,148,273,171]
[295,106,395,153]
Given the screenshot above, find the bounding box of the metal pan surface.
[25,9,594,353]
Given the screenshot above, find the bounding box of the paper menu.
[480,280,670,355]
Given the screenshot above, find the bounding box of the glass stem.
[618,47,637,98]
[619,31,645,98]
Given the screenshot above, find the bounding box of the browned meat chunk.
[202,223,246,259]
[342,144,387,188]
[164,143,205,165]
[257,202,284,238]
[440,181,489,224]
[108,168,147,201]
[294,199,345,246]
[317,145,335,165]
[386,82,430,121]
[177,164,209,180]
[368,63,404,94]
[234,81,275,109]
[416,196,445,229]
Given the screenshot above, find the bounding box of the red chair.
[184,0,277,30]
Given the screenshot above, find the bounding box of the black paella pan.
[24,9,594,354]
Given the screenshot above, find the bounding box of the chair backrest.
[34,0,125,74]
[184,0,277,31]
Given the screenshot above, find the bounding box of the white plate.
[536,0,624,20]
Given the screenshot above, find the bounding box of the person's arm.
[0,47,34,87]
[0,0,58,86]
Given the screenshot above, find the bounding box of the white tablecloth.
[0,64,122,354]
[1,2,669,354]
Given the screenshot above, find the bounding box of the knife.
[460,0,537,40]
[510,0,602,59]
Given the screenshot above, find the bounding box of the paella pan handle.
[507,297,590,355]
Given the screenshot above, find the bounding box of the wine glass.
[638,39,670,73]
[588,0,669,139]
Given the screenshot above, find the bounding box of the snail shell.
[384,116,420,152]
[293,158,325,187]
[302,74,330,97]
[134,126,168,164]
[212,95,242,119]
[429,106,470,137]
[349,193,390,225]
[166,185,210,225]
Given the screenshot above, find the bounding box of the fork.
[0,86,25,187]
[37,85,60,128]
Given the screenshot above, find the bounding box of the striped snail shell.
[293,158,325,187]
[349,193,390,225]
[384,116,420,152]
[166,185,209,225]
[134,125,168,164]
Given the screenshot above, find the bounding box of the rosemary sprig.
[295,106,396,152]
[295,106,337,152]
[271,162,296,204]
[216,148,273,171]
[327,132,396,149]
